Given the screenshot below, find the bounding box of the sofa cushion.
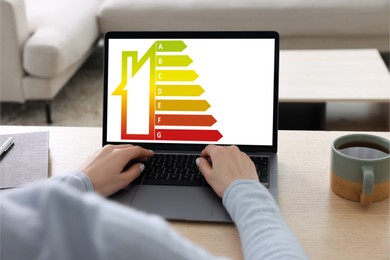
[23,0,103,78]
[98,0,388,38]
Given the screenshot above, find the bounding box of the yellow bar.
[156,70,199,81]
[156,55,193,67]
[156,85,204,96]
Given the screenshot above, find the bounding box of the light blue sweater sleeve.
[49,171,94,191]
[0,173,226,260]
[223,180,307,260]
[0,173,306,260]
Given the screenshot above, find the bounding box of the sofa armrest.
[0,0,30,102]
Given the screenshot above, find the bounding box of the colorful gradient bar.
[113,40,222,142]
[155,129,223,141]
[156,114,217,126]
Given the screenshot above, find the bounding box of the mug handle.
[360,165,374,206]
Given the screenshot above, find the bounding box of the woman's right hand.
[196,145,259,198]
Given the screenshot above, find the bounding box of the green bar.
[156,55,193,67]
[155,41,187,52]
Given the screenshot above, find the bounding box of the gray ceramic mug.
[330,134,390,206]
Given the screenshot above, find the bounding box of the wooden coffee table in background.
[279,49,390,130]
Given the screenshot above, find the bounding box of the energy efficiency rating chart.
[112,40,223,142]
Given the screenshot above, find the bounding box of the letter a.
[158,43,163,50]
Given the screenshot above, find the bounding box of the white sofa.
[98,0,389,50]
[1,0,103,123]
[1,0,389,123]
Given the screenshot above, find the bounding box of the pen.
[0,137,14,157]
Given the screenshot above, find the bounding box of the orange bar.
[155,114,217,126]
[155,100,210,111]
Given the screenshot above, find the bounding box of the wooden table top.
[1,126,389,259]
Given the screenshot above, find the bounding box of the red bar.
[155,129,223,141]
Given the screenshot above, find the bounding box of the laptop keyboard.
[129,154,269,188]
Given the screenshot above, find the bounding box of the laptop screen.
[103,32,279,153]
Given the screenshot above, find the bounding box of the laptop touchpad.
[131,186,215,221]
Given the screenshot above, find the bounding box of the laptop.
[103,31,279,222]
